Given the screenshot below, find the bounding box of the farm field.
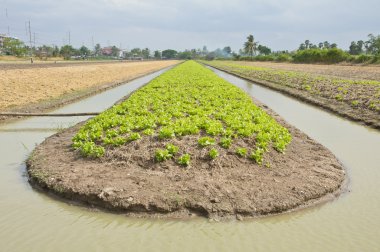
[28,61,345,219]
[3,0,380,250]
[0,60,179,113]
[203,60,380,129]
[226,61,380,81]
[0,55,64,62]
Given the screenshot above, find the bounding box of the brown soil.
[0,60,147,70]
[204,62,380,130]
[0,60,179,123]
[27,98,346,220]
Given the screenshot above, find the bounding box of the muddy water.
[1,67,380,251]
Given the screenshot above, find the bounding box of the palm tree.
[323,41,330,49]
[244,35,258,59]
[304,40,310,49]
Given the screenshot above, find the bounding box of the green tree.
[244,35,258,58]
[299,43,306,50]
[197,48,202,57]
[162,49,177,59]
[214,48,223,57]
[52,45,60,57]
[349,41,364,55]
[35,45,55,59]
[257,45,271,55]
[349,41,358,55]
[205,52,216,60]
[232,52,240,60]
[366,34,380,54]
[202,46,208,56]
[141,48,150,59]
[94,43,101,56]
[178,50,192,59]
[130,48,142,56]
[304,40,310,49]
[310,43,318,49]
[3,37,27,56]
[323,41,330,49]
[60,45,75,60]
[191,49,198,58]
[357,40,364,51]
[154,50,161,59]
[79,46,90,57]
[222,46,232,55]
[111,46,119,57]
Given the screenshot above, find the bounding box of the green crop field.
[203,61,380,112]
[72,61,291,166]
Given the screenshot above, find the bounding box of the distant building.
[0,34,7,49]
[101,47,113,56]
[128,54,143,60]
[118,50,128,59]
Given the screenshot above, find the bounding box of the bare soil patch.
[27,98,346,220]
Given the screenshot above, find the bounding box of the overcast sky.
[0,0,379,52]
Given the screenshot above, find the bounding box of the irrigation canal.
[0,66,379,251]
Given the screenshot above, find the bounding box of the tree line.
[1,33,379,64]
[236,34,380,64]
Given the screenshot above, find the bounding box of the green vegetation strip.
[203,61,380,112]
[72,61,291,166]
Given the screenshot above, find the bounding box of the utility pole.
[28,20,33,63]
[68,31,71,45]
[5,9,9,35]
[91,36,94,50]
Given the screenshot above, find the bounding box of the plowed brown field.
[0,60,179,111]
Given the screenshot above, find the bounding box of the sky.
[0,0,379,52]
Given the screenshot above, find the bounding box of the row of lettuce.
[202,61,380,112]
[72,61,291,166]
